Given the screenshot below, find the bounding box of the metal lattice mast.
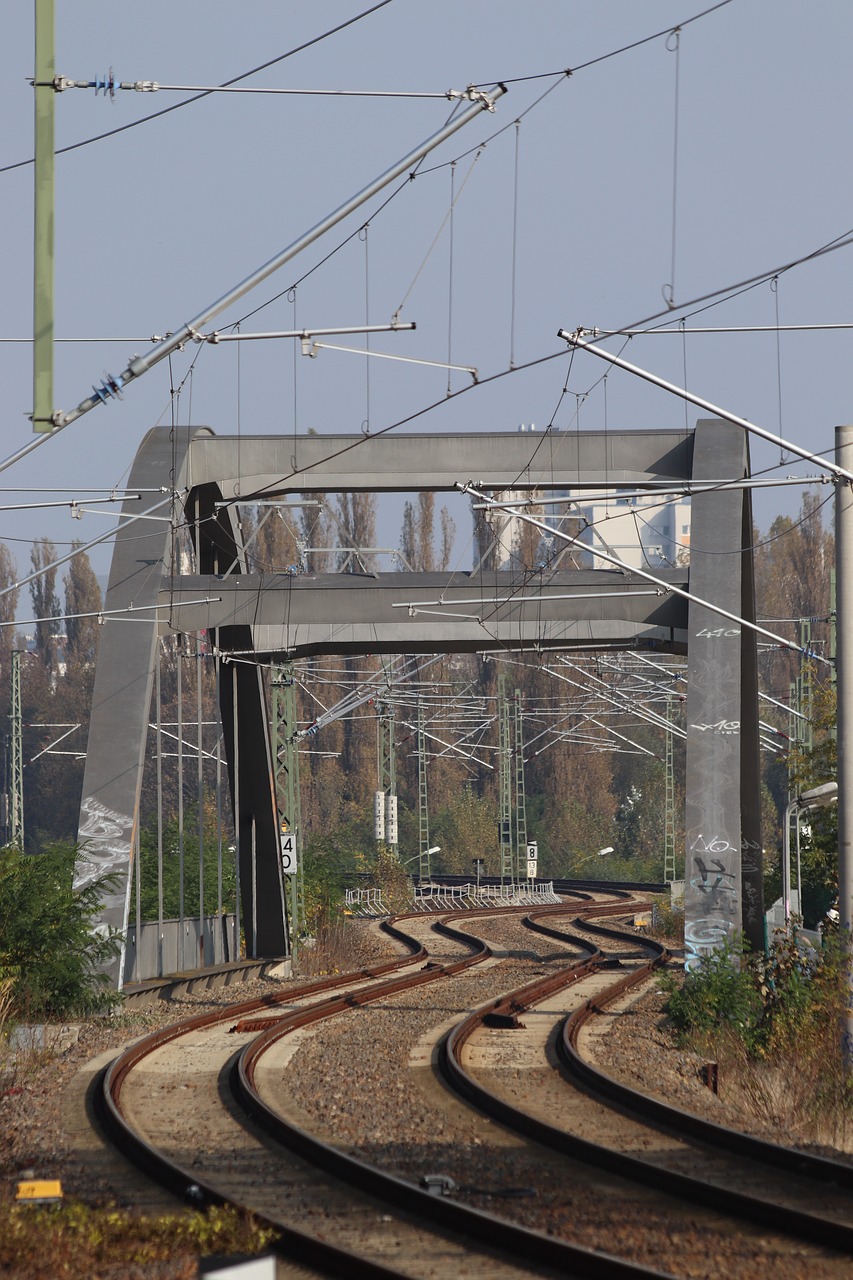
[376,700,397,850]
[9,651,23,849]
[271,663,302,956]
[417,699,430,879]
[513,688,528,880]
[789,618,815,797]
[799,618,814,755]
[498,674,513,883]
[664,691,676,882]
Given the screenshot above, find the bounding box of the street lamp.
[568,847,612,877]
[783,782,837,922]
[399,846,441,875]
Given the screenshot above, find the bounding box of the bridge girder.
[74,423,761,985]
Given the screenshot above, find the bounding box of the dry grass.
[650,896,685,946]
[0,1202,277,1280]
[705,1021,853,1150]
[295,917,393,977]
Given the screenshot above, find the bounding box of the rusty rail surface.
[100,899,666,1279]
[561,946,853,1191]
[232,899,668,1280]
[99,896,666,1280]
[440,911,853,1254]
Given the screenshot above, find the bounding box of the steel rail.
[98,906,596,1278]
[96,915,438,1278]
[438,911,853,1254]
[562,952,853,1191]
[233,903,669,1280]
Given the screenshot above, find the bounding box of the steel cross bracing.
[9,651,23,849]
[271,663,303,957]
[514,687,528,881]
[417,700,430,880]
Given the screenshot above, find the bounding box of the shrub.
[661,936,766,1054]
[661,928,850,1062]
[0,842,120,1020]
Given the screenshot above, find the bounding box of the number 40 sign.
[280,831,298,875]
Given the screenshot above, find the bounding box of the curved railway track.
[94,894,853,1278]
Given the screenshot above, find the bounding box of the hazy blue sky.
[3,1,852,589]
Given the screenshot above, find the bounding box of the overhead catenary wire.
[471,0,734,85]
[1,596,221,631]
[0,0,398,174]
[50,84,505,431]
[662,25,681,310]
[46,80,475,100]
[557,329,853,484]
[463,483,832,666]
[6,5,835,716]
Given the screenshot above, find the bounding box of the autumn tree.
[249,505,302,574]
[336,492,376,574]
[64,543,102,664]
[29,537,60,666]
[0,543,20,687]
[438,506,456,572]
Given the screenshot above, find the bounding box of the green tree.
[0,842,119,1017]
[135,804,237,921]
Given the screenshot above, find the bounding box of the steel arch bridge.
[74,421,762,984]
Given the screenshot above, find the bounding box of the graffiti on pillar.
[684,833,739,972]
[688,719,740,735]
[740,835,762,928]
[76,796,133,912]
[694,626,740,638]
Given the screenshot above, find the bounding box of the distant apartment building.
[564,490,691,570]
[476,425,550,571]
[477,427,691,572]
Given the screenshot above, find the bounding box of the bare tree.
[336,492,377,573]
[438,506,456,572]
[29,538,60,667]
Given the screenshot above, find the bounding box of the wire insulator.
[93,70,116,100]
[90,372,124,406]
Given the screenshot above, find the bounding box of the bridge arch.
[75,421,761,983]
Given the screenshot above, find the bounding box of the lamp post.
[782,782,837,922]
[399,846,440,877]
[568,847,613,877]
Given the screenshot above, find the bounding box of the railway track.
[443,911,853,1261]
[94,895,853,1278]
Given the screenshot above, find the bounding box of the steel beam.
[186,429,694,496]
[157,570,689,657]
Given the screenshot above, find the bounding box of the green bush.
[0,841,120,1019]
[661,937,766,1053]
[661,929,849,1061]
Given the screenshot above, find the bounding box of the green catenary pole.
[10,651,24,849]
[33,0,55,432]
